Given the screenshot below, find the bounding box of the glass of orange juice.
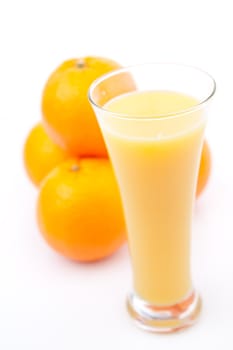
[88,64,216,333]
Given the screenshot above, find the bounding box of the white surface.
[0,0,233,349]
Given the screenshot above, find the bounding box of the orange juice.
[103,91,205,306]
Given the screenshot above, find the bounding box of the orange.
[196,140,212,197]
[23,123,69,186]
[41,56,122,157]
[37,158,126,262]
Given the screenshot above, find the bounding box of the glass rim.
[88,63,216,121]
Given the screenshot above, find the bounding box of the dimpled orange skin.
[37,158,126,262]
[196,140,212,197]
[23,123,69,186]
[41,57,122,157]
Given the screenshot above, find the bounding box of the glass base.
[127,290,202,333]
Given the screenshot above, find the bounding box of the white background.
[0,0,233,349]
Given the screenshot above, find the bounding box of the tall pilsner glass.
[88,64,216,333]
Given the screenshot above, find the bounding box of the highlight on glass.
[88,63,216,333]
